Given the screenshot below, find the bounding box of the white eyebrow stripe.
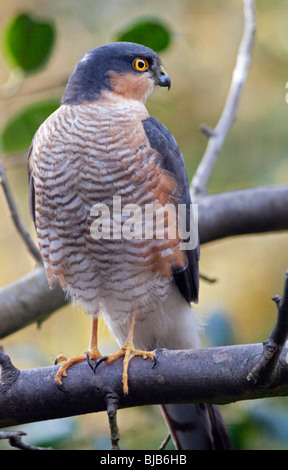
[79,52,91,63]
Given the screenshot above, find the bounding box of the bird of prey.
[28,42,231,450]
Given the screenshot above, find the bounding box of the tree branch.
[247,270,288,386]
[0,266,67,339]
[0,430,52,450]
[1,342,288,429]
[197,185,288,244]
[191,0,256,195]
[0,69,69,99]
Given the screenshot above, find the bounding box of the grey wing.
[142,116,199,303]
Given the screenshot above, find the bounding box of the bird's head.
[62,42,171,105]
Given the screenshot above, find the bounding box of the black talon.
[85,352,96,372]
[54,355,62,365]
[151,353,157,369]
[95,355,108,370]
[85,353,108,373]
[55,381,66,393]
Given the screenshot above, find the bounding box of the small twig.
[199,272,217,284]
[246,339,279,385]
[0,162,42,263]
[158,433,171,450]
[104,386,121,450]
[191,0,256,195]
[0,430,53,450]
[0,69,69,99]
[247,270,288,386]
[200,124,215,138]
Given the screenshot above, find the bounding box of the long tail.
[160,403,231,450]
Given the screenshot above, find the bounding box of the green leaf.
[1,99,60,153]
[3,13,55,73]
[114,18,172,53]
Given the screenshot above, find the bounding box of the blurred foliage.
[115,17,171,52]
[1,99,60,152]
[0,0,288,451]
[3,13,55,74]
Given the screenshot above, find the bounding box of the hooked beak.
[157,66,171,90]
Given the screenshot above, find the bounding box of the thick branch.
[197,185,288,244]
[1,343,288,428]
[191,0,255,195]
[0,266,67,339]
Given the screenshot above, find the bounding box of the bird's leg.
[85,315,108,371]
[105,309,155,394]
[54,316,104,385]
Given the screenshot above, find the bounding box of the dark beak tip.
[158,74,171,90]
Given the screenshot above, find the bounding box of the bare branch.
[104,386,121,450]
[0,162,42,263]
[1,342,288,429]
[0,70,69,99]
[0,430,52,450]
[0,266,67,339]
[247,270,288,385]
[197,185,288,244]
[191,0,256,195]
[158,433,171,450]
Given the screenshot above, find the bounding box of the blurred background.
[1,0,288,450]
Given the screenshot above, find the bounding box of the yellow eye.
[133,58,149,72]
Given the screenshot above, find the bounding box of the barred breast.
[29,95,190,345]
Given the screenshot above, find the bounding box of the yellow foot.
[105,342,155,395]
[54,349,105,386]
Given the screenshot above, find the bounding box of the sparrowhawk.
[28,42,231,450]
